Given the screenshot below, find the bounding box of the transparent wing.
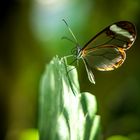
[82,21,136,51]
[82,45,126,71]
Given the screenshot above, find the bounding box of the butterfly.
[63,20,136,84]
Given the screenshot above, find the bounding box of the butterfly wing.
[81,21,136,72]
[82,45,126,71]
[82,21,136,51]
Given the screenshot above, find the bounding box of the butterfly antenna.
[62,19,79,45]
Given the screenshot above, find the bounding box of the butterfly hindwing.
[82,45,126,71]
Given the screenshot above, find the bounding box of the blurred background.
[0,0,140,140]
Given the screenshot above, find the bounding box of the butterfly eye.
[71,47,77,55]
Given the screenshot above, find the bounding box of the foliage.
[38,56,100,140]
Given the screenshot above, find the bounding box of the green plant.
[39,56,100,140]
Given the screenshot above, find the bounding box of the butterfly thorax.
[76,46,83,59]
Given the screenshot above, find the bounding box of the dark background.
[0,0,140,140]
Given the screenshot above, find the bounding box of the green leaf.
[39,56,100,140]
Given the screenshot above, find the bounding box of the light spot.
[110,24,133,40]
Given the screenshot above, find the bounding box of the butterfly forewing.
[82,21,136,51]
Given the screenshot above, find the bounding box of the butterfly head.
[71,45,82,60]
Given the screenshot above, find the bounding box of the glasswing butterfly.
[63,20,136,84]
